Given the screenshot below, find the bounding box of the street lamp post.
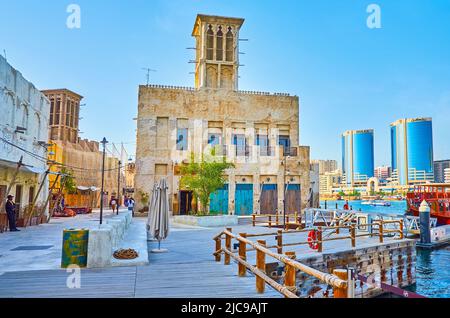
[100,137,108,225]
[282,155,290,230]
[117,160,121,215]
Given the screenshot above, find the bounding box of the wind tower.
[191,14,244,90]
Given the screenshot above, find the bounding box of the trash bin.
[61,229,89,268]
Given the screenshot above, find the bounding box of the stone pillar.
[253,173,261,215]
[277,171,285,214]
[229,172,236,215]
[247,122,255,162]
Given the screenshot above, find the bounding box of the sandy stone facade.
[0,55,50,217]
[42,89,123,208]
[135,14,311,215]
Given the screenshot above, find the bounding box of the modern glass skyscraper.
[390,118,434,185]
[342,129,375,185]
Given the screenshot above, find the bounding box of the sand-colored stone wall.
[135,86,310,215]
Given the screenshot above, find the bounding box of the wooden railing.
[251,213,302,230]
[213,228,351,298]
[249,218,404,254]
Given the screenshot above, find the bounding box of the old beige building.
[42,89,124,209]
[135,14,311,216]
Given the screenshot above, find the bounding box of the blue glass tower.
[390,118,434,185]
[342,129,375,186]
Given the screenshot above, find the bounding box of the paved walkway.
[0,218,282,298]
[0,215,412,298]
[0,208,129,274]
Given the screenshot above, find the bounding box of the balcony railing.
[282,147,298,157]
[211,144,228,156]
[259,146,274,157]
[236,145,250,157]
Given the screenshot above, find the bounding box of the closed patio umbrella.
[147,178,170,253]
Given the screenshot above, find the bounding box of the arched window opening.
[22,105,29,132]
[206,25,214,60]
[35,113,41,140]
[216,26,223,61]
[226,27,234,61]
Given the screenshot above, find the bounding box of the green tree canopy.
[60,167,77,194]
[179,151,234,215]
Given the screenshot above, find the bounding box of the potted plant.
[138,191,149,213]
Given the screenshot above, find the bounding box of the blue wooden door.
[209,185,229,215]
[235,184,253,215]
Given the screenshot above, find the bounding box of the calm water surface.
[320,200,450,298]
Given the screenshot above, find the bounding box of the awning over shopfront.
[76,186,100,192]
[0,158,46,174]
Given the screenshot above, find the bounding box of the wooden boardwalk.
[0,222,411,298]
[0,225,282,298]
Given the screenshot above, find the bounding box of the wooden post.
[294,212,298,226]
[238,233,247,276]
[256,240,266,293]
[268,215,272,228]
[225,228,232,265]
[41,173,61,223]
[336,220,340,234]
[399,219,404,239]
[215,238,221,262]
[277,230,283,254]
[276,213,279,226]
[285,215,290,230]
[284,251,297,297]
[25,169,50,226]
[333,269,348,298]
[350,224,356,248]
[317,227,323,253]
[252,214,256,227]
[379,221,384,243]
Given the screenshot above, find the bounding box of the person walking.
[5,195,20,232]
[128,197,135,214]
[110,196,117,213]
[343,200,350,210]
[128,197,134,216]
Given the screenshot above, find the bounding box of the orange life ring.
[308,230,319,250]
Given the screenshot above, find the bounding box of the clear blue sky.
[1,0,449,166]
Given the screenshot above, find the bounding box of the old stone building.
[42,89,123,209]
[0,55,50,221]
[135,14,311,215]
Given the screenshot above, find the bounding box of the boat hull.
[407,202,450,225]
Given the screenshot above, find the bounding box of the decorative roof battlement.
[141,84,291,97]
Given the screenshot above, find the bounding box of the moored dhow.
[406,184,450,225]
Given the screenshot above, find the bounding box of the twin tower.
[342,118,434,187]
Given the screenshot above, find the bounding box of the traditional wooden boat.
[406,184,450,225]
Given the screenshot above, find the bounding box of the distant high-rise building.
[311,159,338,175]
[374,166,391,180]
[434,160,450,183]
[342,129,374,186]
[445,168,450,184]
[390,118,434,185]
[319,170,342,194]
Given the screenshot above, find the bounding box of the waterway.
[320,200,450,298]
